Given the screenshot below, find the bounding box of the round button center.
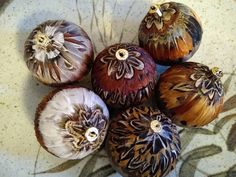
[115,49,129,60]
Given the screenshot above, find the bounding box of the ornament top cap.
[211,67,223,79]
[115,48,129,60]
[149,4,162,16]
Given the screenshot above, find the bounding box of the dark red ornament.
[91,43,157,108]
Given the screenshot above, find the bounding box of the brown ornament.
[106,106,181,177]
[91,43,157,108]
[35,87,109,159]
[156,62,224,127]
[139,2,203,65]
[24,20,94,86]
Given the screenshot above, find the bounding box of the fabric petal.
[107,60,118,76]
[163,11,172,21]
[146,18,154,29]
[154,20,163,30]
[169,8,176,15]
[124,64,134,79]
[45,25,57,37]
[129,56,144,70]
[100,56,114,64]
[161,3,170,10]
[116,62,126,79]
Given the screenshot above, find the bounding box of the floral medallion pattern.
[107,107,180,177]
[25,20,93,85]
[32,25,65,61]
[63,104,108,152]
[145,3,176,30]
[100,44,144,80]
[190,63,224,102]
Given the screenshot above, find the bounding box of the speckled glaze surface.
[0,0,236,177]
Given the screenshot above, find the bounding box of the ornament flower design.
[145,3,176,29]
[32,25,65,62]
[190,64,224,101]
[64,104,108,152]
[110,107,180,176]
[131,114,180,156]
[100,44,144,80]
